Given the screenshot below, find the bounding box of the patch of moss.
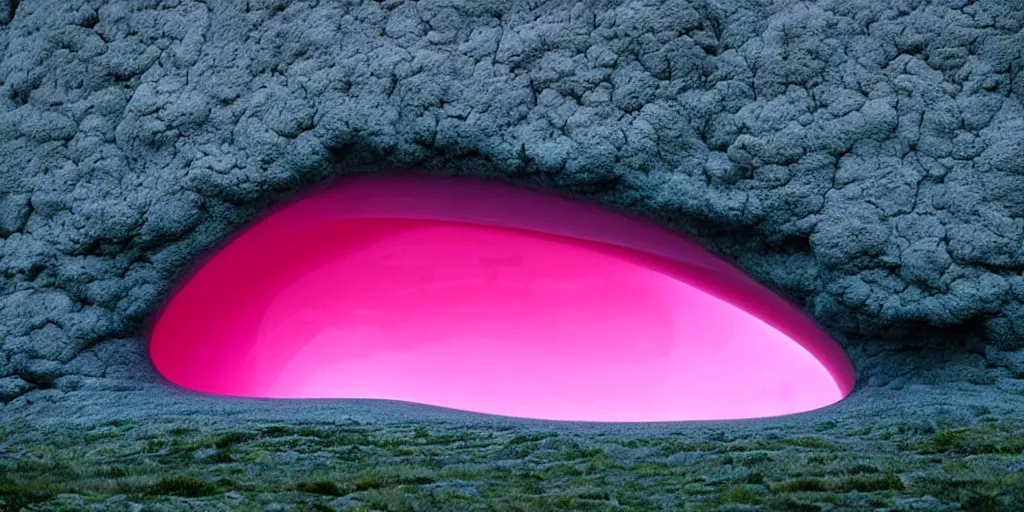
[214,477,236,487]
[355,486,416,512]
[260,425,296,437]
[12,458,74,477]
[909,473,1023,510]
[352,466,438,491]
[294,426,335,439]
[6,416,1023,511]
[438,466,481,480]
[92,465,154,479]
[478,468,545,497]
[498,441,540,458]
[784,437,841,450]
[84,420,134,442]
[568,486,611,501]
[582,454,622,475]
[507,432,556,445]
[628,461,672,476]
[422,431,475,445]
[296,479,350,496]
[968,373,998,385]
[141,439,167,454]
[917,423,1024,455]
[543,463,584,478]
[736,452,774,466]
[832,473,905,492]
[715,483,766,505]
[337,445,371,461]
[764,496,823,512]
[559,444,605,461]
[212,447,234,463]
[771,477,829,493]
[0,478,60,511]
[909,474,981,502]
[959,488,1008,512]
[806,453,841,465]
[615,436,721,454]
[98,419,133,429]
[943,460,972,473]
[815,421,838,431]
[213,431,257,449]
[742,473,765,485]
[972,406,993,417]
[772,473,904,494]
[145,475,219,497]
[840,463,882,475]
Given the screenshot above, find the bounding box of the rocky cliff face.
[1,0,1023,404]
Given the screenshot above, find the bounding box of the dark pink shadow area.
[149,172,855,422]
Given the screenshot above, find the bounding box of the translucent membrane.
[149,172,854,422]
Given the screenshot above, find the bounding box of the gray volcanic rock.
[0,0,1022,408]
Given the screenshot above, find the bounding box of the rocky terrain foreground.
[1,0,1023,510]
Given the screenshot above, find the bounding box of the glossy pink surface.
[150,172,854,422]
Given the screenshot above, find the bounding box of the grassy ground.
[1,412,1023,511]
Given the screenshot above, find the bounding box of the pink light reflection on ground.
[149,172,855,422]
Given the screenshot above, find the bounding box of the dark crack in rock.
[0,0,1022,413]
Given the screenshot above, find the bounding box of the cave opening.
[148,171,855,422]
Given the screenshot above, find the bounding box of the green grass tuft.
[716,484,766,505]
[771,473,905,494]
[145,475,219,497]
[352,466,438,491]
[832,474,905,492]
[296,480,349,496]
[772,477,829,493]
[213,431,257,449]
[0,478,59,511]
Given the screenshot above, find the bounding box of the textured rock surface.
[0,0,1023,413]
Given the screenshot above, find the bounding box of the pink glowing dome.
[149,172,854,422]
